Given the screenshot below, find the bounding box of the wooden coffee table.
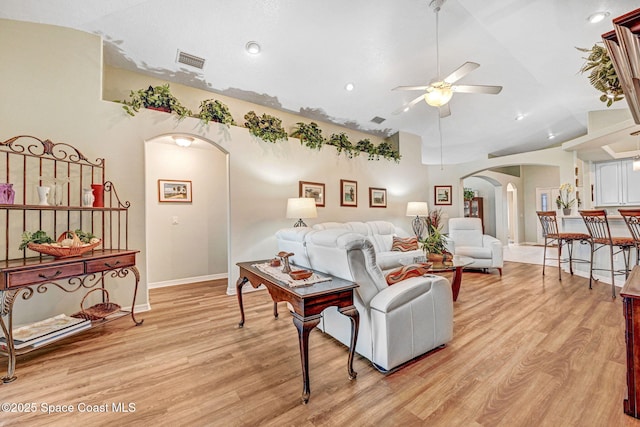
[400,255,474,301]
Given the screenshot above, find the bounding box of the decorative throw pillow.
[391,236,418,252]
[385,263,432,285]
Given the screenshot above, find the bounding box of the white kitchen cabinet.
[595,159,640,206]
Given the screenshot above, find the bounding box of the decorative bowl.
[289,269,312,280]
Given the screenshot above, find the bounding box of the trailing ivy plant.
[355,139,375,160]
[290,122,325,150]
[198,99,236,126]
[375,141,401,162]
[327,132,355,158]
[121,84,192,118]
[577,44,624,107]
[244,111,288,143]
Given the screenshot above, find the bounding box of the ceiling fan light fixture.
[424,86,453,107]
[587,11,610,24]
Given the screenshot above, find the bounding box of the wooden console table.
[236,261,359,404]
[0,249,143,383]
[621,266,640,419]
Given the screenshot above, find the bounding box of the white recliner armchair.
[447,217,503,276]
[303,228,454,372]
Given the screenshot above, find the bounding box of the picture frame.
[340,179,357,207]
[434,185,452,206]
[369,187,387,208]
[299,181,325,207]
[158,179,192,203]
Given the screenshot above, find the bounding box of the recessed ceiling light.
[245,41,261,55]
[173,136,194,147]
[547,134,555,140]
[587,11,610,24]
[515,114,525,121]
[345,82,355,91]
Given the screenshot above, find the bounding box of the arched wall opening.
[144,133,230,289]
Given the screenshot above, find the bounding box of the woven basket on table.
[27,231,101,258]
[71,288,121,321]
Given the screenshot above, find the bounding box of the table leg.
[0,288,33,383]
[292,314,321,404]
[128,266,144,326]
[339,306,359,380]
[451,266,463,301]
[236,276,248,327]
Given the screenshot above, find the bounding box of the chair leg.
[557,239,563,281]
[609,245,616,299]
[542,238,548,276]
[588,242,595,290]
[567,241,574,275]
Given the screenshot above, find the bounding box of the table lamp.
[406,201,429,238]
[286,198,317,227]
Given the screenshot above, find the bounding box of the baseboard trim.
[148,273,228,289]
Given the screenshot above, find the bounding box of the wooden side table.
[236,261,359,404]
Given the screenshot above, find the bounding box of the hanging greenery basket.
[121,84,192,118]
[244,111,288,143]
[577,44,624,107]
[198,99,236,126]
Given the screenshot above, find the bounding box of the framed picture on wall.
[434,185,452,206]
[299,181,325,207]
[340,179,357,207]
[158,179,192,203]
[369,187,387,208]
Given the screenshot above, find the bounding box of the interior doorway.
[507,182,518,244]
[144,135,229,289]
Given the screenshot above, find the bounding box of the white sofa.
[446,217,503,275]
[275,221,423,272]
[298,228,454,372]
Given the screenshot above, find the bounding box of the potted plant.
[290,122,325,150]
[420,224,450,262]
[327,132,355,158]
[464,188,475,201]
[375,141,401,162]
[558,182,576,215]
[577,44,624,107]
[121,84,192,118]
[244,111,288,143]
[198,99,236,126]
[355,139,375,160]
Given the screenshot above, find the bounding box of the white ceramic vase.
[37,186,50,206]
[82,188,95,207]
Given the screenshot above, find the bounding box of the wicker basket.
[71,288,121,321]
[28,231,101,258]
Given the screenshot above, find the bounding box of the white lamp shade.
[424,87,453,107]
[286,198,317,219]
[406,202,429,217]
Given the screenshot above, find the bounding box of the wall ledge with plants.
[119,83,401,162]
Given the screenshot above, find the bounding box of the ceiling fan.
[392,0,502,118]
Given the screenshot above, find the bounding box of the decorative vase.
[82,188,95,207]
[91,184,104,207]
[0,183,15,204]
[37,186,50,206]
[563,208,572,216]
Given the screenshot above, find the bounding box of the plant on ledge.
[463,188,475,200]
[121,84,192,118]
[290,122,325,150]
[244,111,288,143]
[577,44,624,107]
[198,99,236,126]
[375,141,401,162]
[327,132,355,158]
[558,182,576,209]
[355,139,375,160]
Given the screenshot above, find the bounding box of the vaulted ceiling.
[2,0,638,164]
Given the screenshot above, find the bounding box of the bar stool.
[536,211,590,280]
[619,208,640,267]
[580,209,635,298]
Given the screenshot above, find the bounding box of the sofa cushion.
[391,236,419,252]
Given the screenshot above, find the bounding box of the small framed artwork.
[340,179,357,207]
[434,185,452,206]
[299,181,325,207]
[158,179,192,203]
[369,187,387,208]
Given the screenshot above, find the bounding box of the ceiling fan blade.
[443,62,480,84]
[452,84,503,94]
[392,85,430,91]
[392,94,425,115]
[439,103,451,118]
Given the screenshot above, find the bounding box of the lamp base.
[411,216,426,239]
[293,219,308,227]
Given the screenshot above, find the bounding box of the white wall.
[145,138,228,287]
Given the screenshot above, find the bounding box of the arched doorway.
[144,134,229,289]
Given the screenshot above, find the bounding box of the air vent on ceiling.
[176,50,206,69]
[370,116,386,124]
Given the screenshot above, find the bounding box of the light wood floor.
[2,262,640,426]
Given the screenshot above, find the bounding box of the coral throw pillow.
[385,263,432,285]
[391,236,418,252]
